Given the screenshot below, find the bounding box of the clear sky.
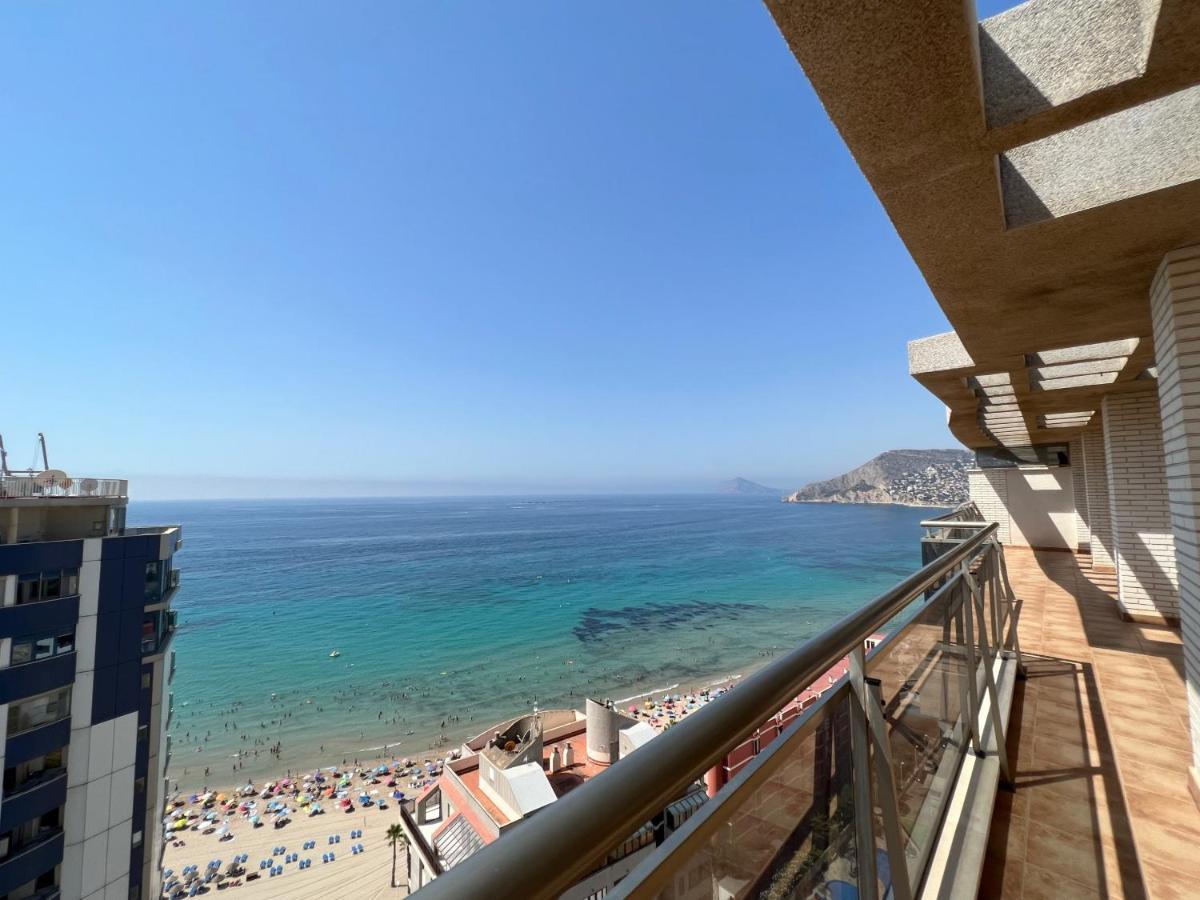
[0,3,1013,498]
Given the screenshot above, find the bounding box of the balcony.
[5,719,71,769]
[0,769,67,831]
[0,474,126,500]
[979,547,1197,898]
[0,653,76,705]
[141,610,177,657]
[414,512,1200,899]
[0,594,79,640]
[417,522,1020,899]
[0,830,64,896]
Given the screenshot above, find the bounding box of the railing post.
[994,543,1026,675]
[959,564,985,755]
[964,565,1013,787]
[863,677,913,900]
[988,551,1002,653]
[847,647,878,900]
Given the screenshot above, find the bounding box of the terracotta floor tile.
[989,548,1192,900]
[1107,710,1192,752]
[987,795,1028,863]
[978,853,1023,900]
[1118,766,1193,812]
[1139,856,1200,900]
[1025,820,1109,889]
[1027,786,1109,838]
[1029,717,1094,753]
[1096,684,1180,714]
[1020,859,1105,899]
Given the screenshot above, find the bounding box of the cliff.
[783,449,971,507]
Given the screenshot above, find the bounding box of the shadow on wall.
[1129,530,1180,623]
[1007,468,1077,550]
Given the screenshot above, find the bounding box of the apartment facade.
[0,474,180,900]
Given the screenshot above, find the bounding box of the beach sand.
[162,794,409,900]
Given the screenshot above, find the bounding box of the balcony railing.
[0,769,67,832]
[416,521,1019,900]
[0,830,64,896]
[0,474,127,500]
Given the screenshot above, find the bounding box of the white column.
[1150,243,1200,782]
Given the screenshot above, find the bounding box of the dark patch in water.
[573,600,761,643]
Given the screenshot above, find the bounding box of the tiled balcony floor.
[979,547,1199,899]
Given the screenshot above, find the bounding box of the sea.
[127,495,944,791]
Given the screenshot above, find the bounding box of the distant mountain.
[783,449,971,507]
[720,477,781,496]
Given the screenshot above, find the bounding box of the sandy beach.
[163,804,406,900]
[160,758,447,900]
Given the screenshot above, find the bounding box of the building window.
[132,829,143,847]
[3,747,67,795]
[129,884,140,900]
[15,568,79,604]
[137,724,149,744]
[141,672,152,689]
[10,631,75,666]
[134,776,146,795]
[7,687,71,734]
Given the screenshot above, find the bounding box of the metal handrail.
[921,500,983,525]
[416,522,999,899]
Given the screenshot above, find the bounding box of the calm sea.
[127,496,942,790]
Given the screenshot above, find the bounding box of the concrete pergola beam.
[765,0,1200,449]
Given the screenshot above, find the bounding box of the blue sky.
[0,3,1015,498]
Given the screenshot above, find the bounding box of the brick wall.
[1150,243,1200,771]
[968,468,1010,543]
[1080,417,1115,570]
[1102,390,1179,620]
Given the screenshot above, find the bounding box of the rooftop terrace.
[0,473,128,502]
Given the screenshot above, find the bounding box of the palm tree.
[386,823,407,888]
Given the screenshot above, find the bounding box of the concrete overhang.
[908,330,1158,448]
[765,0,1200,448]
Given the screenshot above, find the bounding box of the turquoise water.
[128,496,941,790]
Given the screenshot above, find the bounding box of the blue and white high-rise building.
[0,471,180,900]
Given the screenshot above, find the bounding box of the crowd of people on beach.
[161,754,453,897]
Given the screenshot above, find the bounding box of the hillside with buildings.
[783,449,970,507]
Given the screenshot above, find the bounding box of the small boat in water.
[328,650,340,658]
